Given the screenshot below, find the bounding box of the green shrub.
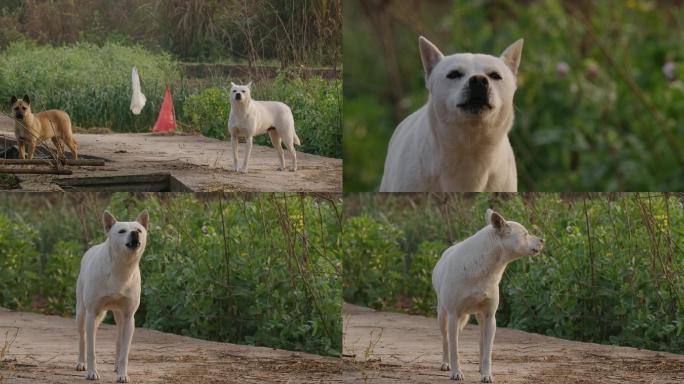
[0,193,342,357]
[0,41,180,132]
[343,193,684,354]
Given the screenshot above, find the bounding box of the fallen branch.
[0,159,105,166]
[0,167,72,175]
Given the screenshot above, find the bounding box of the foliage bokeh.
[343,0,684,191]
[343,193,684,354]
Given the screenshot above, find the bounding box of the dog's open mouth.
[457,100,493,114]
[125,241,140,249]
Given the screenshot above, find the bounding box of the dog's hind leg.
[284,136,297,172]
[76,305,86,371]
[65,137,78,160]
[268,129,285,171]
[480,313,496,383]
[51,137,65,160]
[447,312,466,380]
[438,307,450,371]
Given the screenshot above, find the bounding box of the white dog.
[432,209,543,382]
[380,37,524,192]
[75,210,149,383]
[227,82,301,173]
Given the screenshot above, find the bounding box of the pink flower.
[662,61,677,81]
[556,62,570,77]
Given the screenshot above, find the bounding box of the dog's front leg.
[27,140,37,160]
[231,133,239,172]
[480,313,496,383]
[85,311,100,380]
[17,139,25,160]
[115,315,135,383]
[448,313,465,380]
[240,136,253,173]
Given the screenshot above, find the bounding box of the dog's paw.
[450,370,464,381]
[85,370,100,380]
[75,362,86,371]
[116,374,130,383]
[481,375,493,383]
[238,167,249,174]
[440,362,450,371]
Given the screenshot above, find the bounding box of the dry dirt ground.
[0,123,341,192]
[0,308,341,383]
[343,304,684,384]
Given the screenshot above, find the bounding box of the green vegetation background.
[344,193,684,354]
[0,193,342,357]
[343,0,684,190]
[0,1,342,158]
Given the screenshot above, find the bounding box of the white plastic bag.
[130,66,146,115]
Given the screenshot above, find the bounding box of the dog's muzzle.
[126,231,141,249]
[235,93,242,101]
[14,111,23,119]
[458,75,492,113]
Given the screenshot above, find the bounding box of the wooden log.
[0,167,72,175]
[0,159,105,166]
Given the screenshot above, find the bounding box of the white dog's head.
[419,36,523,128]
[103,210,149,257]
[230,82,253,104]
[485,208,543,258]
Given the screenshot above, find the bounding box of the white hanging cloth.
[130,66,146,115]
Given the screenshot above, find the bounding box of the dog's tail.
[293,131,301,146]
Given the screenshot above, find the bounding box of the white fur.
[380,37,524,192]
[75,210,149,383]
[227,82,301,173]
[432,209,543,382]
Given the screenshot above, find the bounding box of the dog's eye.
[446,70,463,79]
[488,72,502,80]
[21,107,27,110]
[118,229,126,234]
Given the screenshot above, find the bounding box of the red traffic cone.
[152,85,176,134]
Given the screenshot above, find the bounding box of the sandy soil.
[0,308,341,383]
[0,121,341,192]
[342,303,684,384]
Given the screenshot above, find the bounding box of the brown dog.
[11,95,78,160]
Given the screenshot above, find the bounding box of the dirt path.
[0,308,341,383]
[342,304,684,384]
[0,122,341,192]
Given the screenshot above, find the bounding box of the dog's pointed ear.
[22,95,30,104]
[486,209,507,231]
[10,96,17,105]
[136,209,149,230]
[230,82,237,88]
[103,210,117,233]
[419,36,444,85]
[500,39,524,75]
[246,81,253,88]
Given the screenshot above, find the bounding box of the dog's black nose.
[469,75,489,89]
[235,93,242,100]
[127,231,140,248]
